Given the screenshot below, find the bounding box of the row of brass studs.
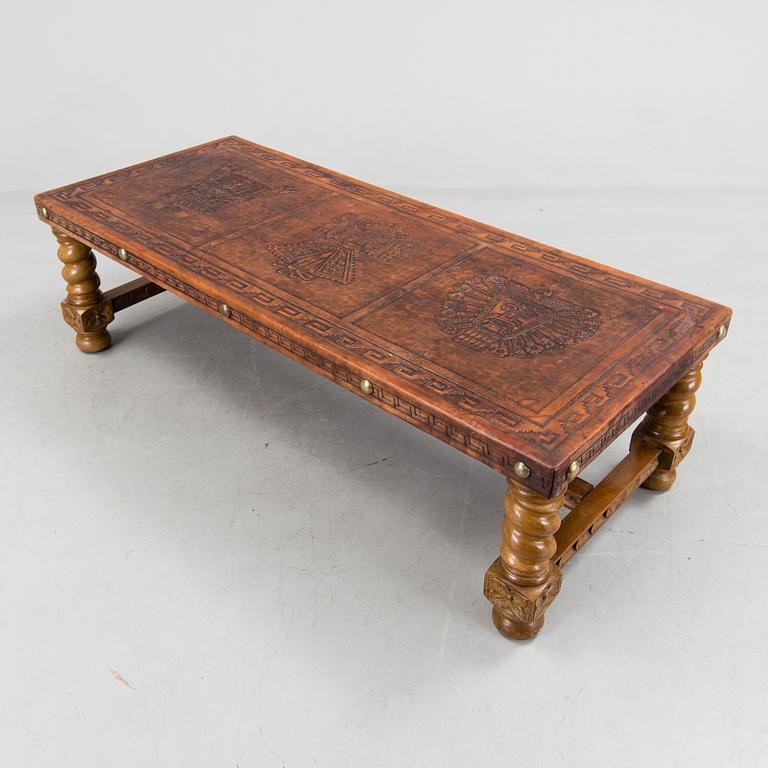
[42,226,730,489]
[514,324,729,484]
[512,459,580,482]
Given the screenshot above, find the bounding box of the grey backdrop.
[2,2,767,767]
[4,0,767,191]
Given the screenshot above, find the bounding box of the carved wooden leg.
[53,228,113,353]
[630,360,704,490]
[484,479,565,640]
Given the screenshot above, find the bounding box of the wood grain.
[484,479,565,640]
[554,444,660,568]
[53,227,112,353]
[631,360,705,490]
[103,277,165,313]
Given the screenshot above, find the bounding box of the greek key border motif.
[38,139,726,492]
[40,207,723,494]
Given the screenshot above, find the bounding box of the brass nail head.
[117,247,128,261]
[717,324,728,341]
[567,460,581,480]
[513,461,531,479]
[40,206,48,219]
[219,303,231,318]
[359,379,374,395]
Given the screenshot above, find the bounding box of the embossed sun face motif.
[478,297,554,338]
[437,274,601,357]
[268,214,420,285]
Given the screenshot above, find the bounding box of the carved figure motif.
[148,164,295,219]
[437,274,601,357]
[268,214,420,285]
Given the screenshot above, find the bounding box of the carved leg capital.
[53,228,112,353]
[630,360,705,490]
[484,479,565,640]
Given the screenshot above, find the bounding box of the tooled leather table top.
[35,136,731,496]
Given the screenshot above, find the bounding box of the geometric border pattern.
[39,206,721,496]
[37,137,728,495]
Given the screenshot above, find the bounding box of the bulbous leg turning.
[631,361,704,491]
[53,228,113,353]
[484,479,565,640]
[491,606,545,641]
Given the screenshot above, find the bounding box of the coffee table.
[34,136,731,640]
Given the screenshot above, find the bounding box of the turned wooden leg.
[630,360,704,491]
[53,227,113,353]
[484,479,565,640]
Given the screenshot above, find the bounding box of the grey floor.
[1,189,765,767]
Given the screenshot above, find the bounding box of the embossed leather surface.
[35,136,731,495]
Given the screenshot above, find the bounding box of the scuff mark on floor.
[111,670,137,689]
[361,456,390,467]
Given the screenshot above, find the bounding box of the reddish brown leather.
[34,136,731,496]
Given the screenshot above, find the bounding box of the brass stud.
[359,379,374,395]
[717,324,728,341]
[117,247,128,261]
[512,461,531,479]
[40,206,48,219]
[219,303,231,318]
[567,460,581,480]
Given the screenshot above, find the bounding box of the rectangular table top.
[35,136,731,496]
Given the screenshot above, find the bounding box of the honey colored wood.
[554,444,660,568]
[564,476,594,510]
[34,137,733,641]
[103,277,165,313]
[630,360,704,491]
[53,227,113,353]
[484,479,565,639]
